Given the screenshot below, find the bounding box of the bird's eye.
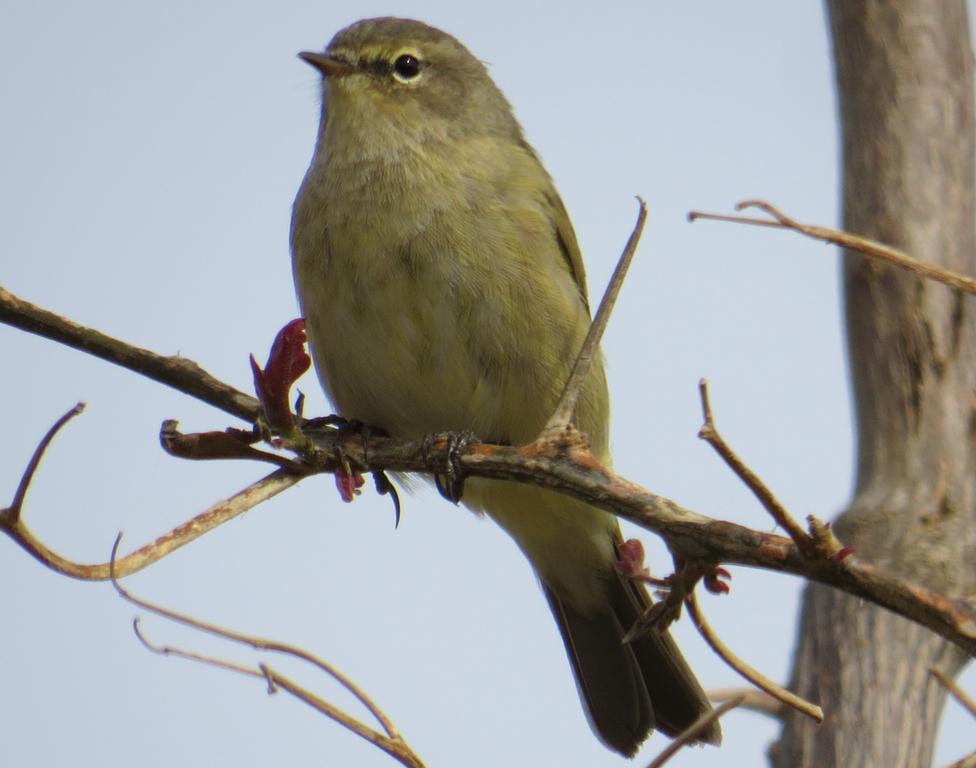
[392,54,423,83]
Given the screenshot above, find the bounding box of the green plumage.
[292,17,719,755]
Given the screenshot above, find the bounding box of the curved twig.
[110,537,422,766]
[2,411,301,579]
[686,591,823,722]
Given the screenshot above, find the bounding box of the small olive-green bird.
[291,17,719,756]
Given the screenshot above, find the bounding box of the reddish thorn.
[704,566,732,595]
[335,468,365,503]
[835,545,856,562]
[614,538,650,579]
[619,538,645,565]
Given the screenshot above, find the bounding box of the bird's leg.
[423,430,478,504]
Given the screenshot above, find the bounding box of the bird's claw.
[425,430,477,504]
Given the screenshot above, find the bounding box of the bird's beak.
[298,51,354,78]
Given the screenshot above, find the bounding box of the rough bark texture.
[772,2,976,766]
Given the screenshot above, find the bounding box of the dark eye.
[392,54,422,82]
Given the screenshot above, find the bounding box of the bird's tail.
[543,556,720,756]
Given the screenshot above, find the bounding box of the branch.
[697,379,853,562]
[929,667,976,718]
[545,197,647,431]
[697,379,812,551]
[707,688,784,718]
[0,284,261,422]
[1,409,301,579]
[4,285,976,654]
[6,397,976,654]
[686,591,823,722]
[110,537,424,768]
[689,199,976,295]
[643,694,744,768]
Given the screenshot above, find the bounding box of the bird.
[290,17,719,756]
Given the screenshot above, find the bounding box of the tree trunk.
[772,2,976,766]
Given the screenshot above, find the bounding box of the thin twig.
[134,617,261,677]
[689,200,976,295]
[545,198,648,431]
[930,667,976,718]
[133,620,424,767]
[644,694,744,768]
[4,465,300,580]
[708,687,785,718]
[261,667,423,767]
[3,402,85,524]
[697,379,814,553]
[109,535,401,739]
[686,591,823,722]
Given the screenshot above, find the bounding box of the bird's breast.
[291,142,591,447]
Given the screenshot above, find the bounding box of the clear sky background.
[1,2,972,766]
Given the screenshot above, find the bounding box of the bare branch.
[2,417,301,579]
[110,535,401,739]
[5,396,976,653]
[929,667,976,718]
[262,668,424,768]
[4,286,976,654]
[0,284,261,422]
[643,694,744,768]
[689,200,976,295]
[708,688,785,718]
[110,537,423,766]
[545,197,647,432]
[134,617,262,677]
[2,402,85,525]
[686,591,823,722]
[697,379,813,553]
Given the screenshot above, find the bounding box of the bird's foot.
[423,430,478,504]
[308,416,391,505]
[307,415,388,461]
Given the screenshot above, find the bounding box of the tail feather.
[613,569,721,744]
[543,566,720,756]
[545,586,653,756]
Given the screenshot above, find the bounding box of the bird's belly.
[301,257,514,441]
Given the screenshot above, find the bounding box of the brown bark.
[773,2,976,766]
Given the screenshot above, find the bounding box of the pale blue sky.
[1,2,972,766]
